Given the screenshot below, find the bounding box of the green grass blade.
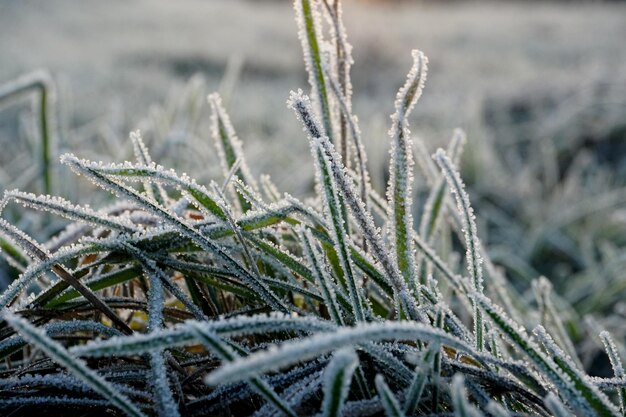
[434,148,484,351]
[386,50,427,292]
[208,93,258,212]
[375,374,406,417]
[294,0,333,141]
[321,348,359,417]
[205,321,473,385]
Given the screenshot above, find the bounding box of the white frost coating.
[3,311,147,417]
[475,293,600,415]
[374,374,406,417]
[149,351,181,417]
[321,348,358,417]
[544,392,575,417]
[260,174,281,203]
[61,153,289,314]
[142,255,164,332]
[0,320,123,359]
[124,244,206,321]
[0,395,111,408]
[534,325,621,417]
[129,129,152,165]
[323,63,370,214]
[485,401,512,417]
[433,148,484,351]
[0,242,96,311]
[533,276,582,369]
[288,89,365,321]
[232,176,266,210]
[0,217,50,262]
[4,190,137,233]
[208,93,258,191]
[205,321,473,385]
[449,128,468,168]
[312,137,365,322]
[293,0,332,139]
[45,223,91,252]
[189,322,297,417]
[599,331,626,414]
[322,0,354,165]
[72,314,337,357]
[254,372,322,417]
[60,154,226,220]
[0,373,145,397]
[386,50,427,291]
[288,89,422,323]
[418,128,466,244]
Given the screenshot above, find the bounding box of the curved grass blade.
[205,321,473,385]
[0,320,123,359]
[288,93,365,321]
[4,190,137,233]
[294,0,333,141]
[72,314,337,358]
[386,50,427,293]
[321,348,359,417]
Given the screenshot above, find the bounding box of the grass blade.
[375,374,406,417]
[434,148,484,351]
[321,348,359,417]
[386,50,427,292]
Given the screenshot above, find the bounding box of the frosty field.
[1,0,625,193]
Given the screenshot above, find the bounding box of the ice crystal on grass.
[434,148,485,351]
[386,50,427,293]
[320,348,358,417]
[600,331,626,414]
[209,93,258,212]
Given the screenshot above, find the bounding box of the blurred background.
[2,0,625,191]
[1,0,625,365]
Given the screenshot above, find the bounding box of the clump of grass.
[0,1,624,416]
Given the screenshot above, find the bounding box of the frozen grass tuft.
[0,0,623,416]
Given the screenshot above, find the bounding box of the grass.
[0,70,56,195]
[0,0,624,416]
